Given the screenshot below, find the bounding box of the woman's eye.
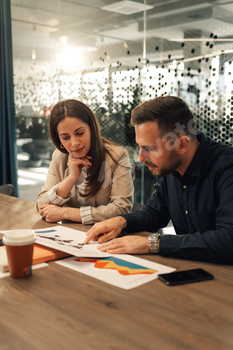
[61,131,84,140]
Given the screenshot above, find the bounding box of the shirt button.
[185,210,188,214]
[183,185,186,189]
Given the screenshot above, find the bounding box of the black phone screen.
[158,268,214,286]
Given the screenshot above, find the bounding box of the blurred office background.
[7,0,233,202]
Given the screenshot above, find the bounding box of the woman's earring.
[60,144,64,149]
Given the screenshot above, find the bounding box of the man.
[83,96,233,264]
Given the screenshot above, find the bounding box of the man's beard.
[144,149,181,178]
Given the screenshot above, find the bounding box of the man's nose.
[138,148,149,163]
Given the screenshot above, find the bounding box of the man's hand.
[39,204,66,222]
[83,216,127,244]
[97,236,151,255]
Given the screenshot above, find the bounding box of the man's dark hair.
[131,96,196,139]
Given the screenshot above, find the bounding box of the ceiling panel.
[10,0,233,69]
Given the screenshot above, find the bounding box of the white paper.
[34,225,110,258]
[56,254,176,290]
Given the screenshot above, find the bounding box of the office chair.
[0,184,16,197]
[132,202,144,212]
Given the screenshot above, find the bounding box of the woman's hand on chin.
[69,155,92,179]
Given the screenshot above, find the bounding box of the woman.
[36,99,134,224]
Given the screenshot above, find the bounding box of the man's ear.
[176,136,190,154]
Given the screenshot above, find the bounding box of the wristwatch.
[147,233,160,254]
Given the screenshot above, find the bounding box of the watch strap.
[147,233,160,254]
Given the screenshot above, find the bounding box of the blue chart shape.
[104,257,150,270]
[35,229,57,233]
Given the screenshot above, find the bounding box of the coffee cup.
[3,230,36,278]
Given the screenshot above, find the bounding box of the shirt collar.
[184,132,207,177]
[172,132,207,178]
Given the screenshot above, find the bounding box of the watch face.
[148,233,159,240]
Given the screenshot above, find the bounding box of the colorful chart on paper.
[56,255,175,290]
[75,257,157,276]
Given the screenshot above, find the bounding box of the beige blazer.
[36,143,134,224]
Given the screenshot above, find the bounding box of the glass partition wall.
[11,0,233,203]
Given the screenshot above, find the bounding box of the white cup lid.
[2,230,36,246]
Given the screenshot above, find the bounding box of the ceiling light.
[57,47,83,69]
[59,36,68,45]
[101,1,153,15]
[32,50,36,60]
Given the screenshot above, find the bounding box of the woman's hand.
[69,155,92,181]
[39,204,67,223]
[56,155,92,199]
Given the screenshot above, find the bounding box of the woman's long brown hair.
[49,99,118,197]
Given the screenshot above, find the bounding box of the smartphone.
[158,268,214,286]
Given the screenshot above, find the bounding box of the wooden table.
[0,193,233,350]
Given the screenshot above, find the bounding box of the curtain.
[0,0,18,195]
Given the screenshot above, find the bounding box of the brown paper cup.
[3,230,36,278]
